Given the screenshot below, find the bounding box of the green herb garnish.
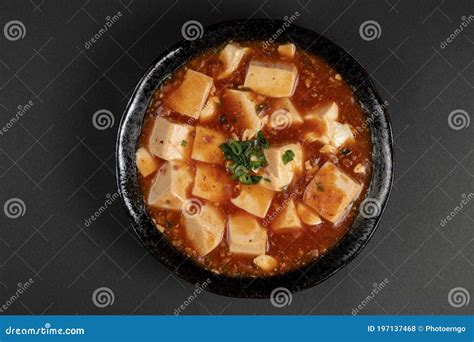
[239,174,263,185]
[218,114,227,124]
[257,131,269,148]
[282,150,295,165]
[181,140,187,147]
[219,130,270,185]
[316,181,324,192]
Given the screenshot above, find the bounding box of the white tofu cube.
[228,211,267,256]
[271,199,303,232]
[303,162,362,224]
[135,147,159,177]
[147,161,194,211]
[319,144,337,154]
[191,126,226,164]
[261,143,303,191]
[243,59,298,98]
[296,202,322,226]
[184,203,225,256]
[309,102,339,121]
[166,69,214,119]
[230,184,274,218]
[217,43,251,79]
[328,121,354,148]
[304,102,352,148]
[148,117,194,161]
[303,102,339,145]
[192,163,234,202]
[253,255,278,272]
[277,43,296,58]
[222,89,261,132]
[199,97,219,123]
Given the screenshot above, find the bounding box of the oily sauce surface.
[138,41,372,277]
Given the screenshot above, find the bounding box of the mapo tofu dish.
[136,41,372,277]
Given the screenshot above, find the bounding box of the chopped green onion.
[282,150,295,165]
[219,131,270,185]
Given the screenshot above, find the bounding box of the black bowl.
[116,19,393,298]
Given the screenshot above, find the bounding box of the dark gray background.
[0,0,473,315]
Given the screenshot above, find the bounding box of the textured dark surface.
[0,0,473,314]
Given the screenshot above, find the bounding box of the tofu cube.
[329,121,354,148]
[296,202,322,226]
[319,144,337,154]
[311,102,339,121]
[303,162,362,224]
[192,163,234,202]
[184,203,225,256]
[304,102,352,148]
[253,255,278,272]
[149,116,194,161]
[271,199,303,232]
[217,43,251,79]
[222,89,261,132]
[147,161,194,211]
[191,126,226,164]
[228,211,267,256]
[135,147,159,177]
[166,69,214,119]
[261,143,303,191]
[277,43,296,58]
[199,97,219,123]
[230,185,274,218]
[270,98,304,128]
[243,59,298,98]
